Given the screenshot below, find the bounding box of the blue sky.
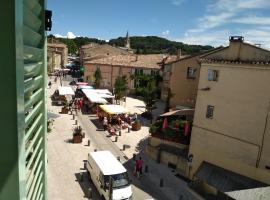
[48,0,270,48]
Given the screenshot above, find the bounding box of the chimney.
[177,49,181,59]
[229,36,244,43]
[229,36,244,60]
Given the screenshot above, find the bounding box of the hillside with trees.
[109,36,213,55]
[47,34,213,55]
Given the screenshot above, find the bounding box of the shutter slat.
[25,100,42,127]
[24,46,43,63]
[24,75,43,98]
[31,175,43,200]
[24,0,42,16]
[25,115,42,142]
[25,88,43,111]
[27,161,43,199]
[26,149,43,191]
[25,125,42,158]
[23,5,42,31]
[26,137,43,173]
[24,25,42,47]
[24,62,42,79]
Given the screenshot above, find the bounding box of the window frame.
[208,69,219,81]
[187,67,197,79]
[206,105,214,119]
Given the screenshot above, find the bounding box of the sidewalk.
[47,79,101,200]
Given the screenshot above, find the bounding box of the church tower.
[125,31,130,49]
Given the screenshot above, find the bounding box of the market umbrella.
[184,121,190,136]
[162,118,168,129]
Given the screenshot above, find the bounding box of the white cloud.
[54,33,65,38]
[178,0,270,48]
[170,0,185,6]
[67,31,76,39]
[176,30,230,47]
[54,31,77,39]
[189,0,270,33]
[233,16,270,25]
[162,30,170,37]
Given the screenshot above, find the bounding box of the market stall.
[50,86,75,113]
[99,104,141,134]
[58,86,75,96]
[75,85,93,98]
[81,89,108,114]
[76,82,89,86]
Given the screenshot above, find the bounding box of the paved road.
[77,113,172,200]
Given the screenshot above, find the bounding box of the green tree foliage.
[109,36,213,55]
[47,35,106,55]
[94,67,102,88]
[114,75,128,100]
[133,74,157,111]
[47,35,213,56]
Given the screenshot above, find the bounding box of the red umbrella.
[184,121,190,136]
[162,118,168,129]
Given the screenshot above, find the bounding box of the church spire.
[125,31,130,49]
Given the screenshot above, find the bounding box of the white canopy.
[94,89,112,95]
[58,86,75,95]
[78,85,93,90]
[99,104,129,115]
[82,89,108,104]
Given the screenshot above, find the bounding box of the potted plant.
[132,119,141,131]
[73,126,83,143]
[61,101,69,114]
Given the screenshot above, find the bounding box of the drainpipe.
[256,101,270,167]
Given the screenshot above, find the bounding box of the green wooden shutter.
[23,0,47,200]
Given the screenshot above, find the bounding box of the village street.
[47,76,200,200]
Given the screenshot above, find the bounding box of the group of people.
[101,113,138,131]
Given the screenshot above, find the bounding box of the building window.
[187,67,197,79]
[206,105,214,119]
[208,69,218,81]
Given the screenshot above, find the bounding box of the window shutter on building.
[24,0,47,200]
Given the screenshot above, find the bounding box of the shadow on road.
[74,172,100,200]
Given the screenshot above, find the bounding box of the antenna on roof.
[254,44,261,48]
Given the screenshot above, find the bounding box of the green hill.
[109,36,213,55]
[47,34,213,55]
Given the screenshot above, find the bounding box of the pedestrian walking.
[138,157,143,176]
[103,116,108,131]
[78,99,83,111]
[134,159,140,178]
[48,81,52,89]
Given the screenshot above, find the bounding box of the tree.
[94,67,102,88]
[114,75,128,100]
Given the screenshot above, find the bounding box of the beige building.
[79,43,132,66]
[161,48,222,109]
[84,54,164,90]
[188,36,270,198]
[47,41,68,73]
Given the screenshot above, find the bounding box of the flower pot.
[61,107,69,114]
[132,122,141,131]
[73,134,83,143]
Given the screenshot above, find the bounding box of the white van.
[86,151,133,200]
